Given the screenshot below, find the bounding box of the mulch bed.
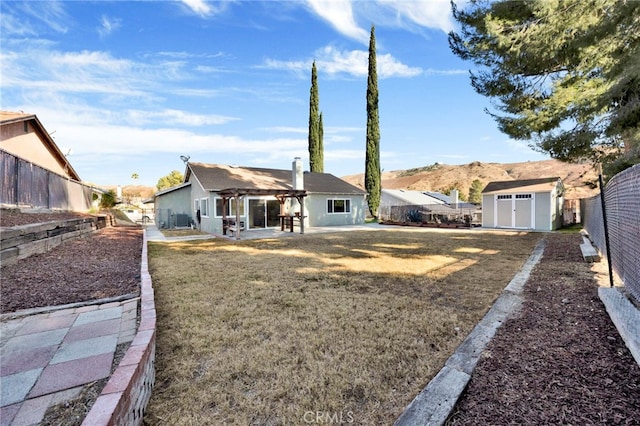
[447,233,640,424]
[0,209,96,228]
[0,211,143,314]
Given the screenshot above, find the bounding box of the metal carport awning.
[216,188,307,240]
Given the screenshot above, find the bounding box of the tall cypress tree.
[308,61,323,172]
[365,25,381,217]
[318,112,324,172]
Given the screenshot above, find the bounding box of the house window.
[230,198,245,216]
[201,198,209,217]
[215,197,245,217]
[515,194,532,199]
[497,195,512,200]
[215,198,225,217]
[327,198,351,214]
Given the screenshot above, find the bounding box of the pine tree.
[468,179,483,204]
[449,0,639,171]
[308,61,323,172]
[365,25,381,218]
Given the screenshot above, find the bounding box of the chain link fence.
[379,203,480,227]
[1,150,97,211]
[581,164,640,303]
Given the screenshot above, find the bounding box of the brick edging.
[81,229,156,426]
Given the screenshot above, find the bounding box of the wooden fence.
[1,149,97,211]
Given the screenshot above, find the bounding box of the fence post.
[598,166,614,288]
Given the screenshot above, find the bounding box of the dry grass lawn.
[144,228,541,425]
[160,229,209,237]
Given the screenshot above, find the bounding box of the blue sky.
[1,0,549,187]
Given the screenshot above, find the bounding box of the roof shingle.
[187,162,367,195]
[482,177,562,194]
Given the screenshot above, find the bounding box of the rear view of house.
[153,158,368,236]
[481,177,564,231]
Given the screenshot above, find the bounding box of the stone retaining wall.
[81,230,156,426]
[0,216,112,266]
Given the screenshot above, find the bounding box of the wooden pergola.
[217,188,307,240]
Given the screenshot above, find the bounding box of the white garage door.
[495,193,534,229]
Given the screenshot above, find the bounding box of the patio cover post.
[299,195,305,234]
[235,194,241,240]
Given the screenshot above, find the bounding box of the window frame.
[200,198,209,217]
[214,197,245,218]
[327,198,351,214]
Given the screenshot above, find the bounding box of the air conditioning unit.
[176,214,190,227]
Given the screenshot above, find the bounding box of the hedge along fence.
[0,149,98,211]
[581,164,640,303]
[81,230,156,426]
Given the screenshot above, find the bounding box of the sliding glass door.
[248,199,281,229]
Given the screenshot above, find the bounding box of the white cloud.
[24,0,70,34]
[378,0,455,33]
[263,45,421,79]
[181,0,213,16]
[0,45,192,103]
[20,105,303,163]
[305,0,455,42]
[0,1,69,36]
[180,0,233,18]
[126,109,239,127]
[306,0,369,43]
[97,15,121,38]
[0,10,37,37]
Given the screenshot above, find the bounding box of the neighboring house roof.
[382,189,446,205]
[154,182,192,197]
[423,191,450,204]
[0,111,81,181]
[482,177,563,194]
[185,162,367,195]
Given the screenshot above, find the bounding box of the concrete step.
[580,235,601,262]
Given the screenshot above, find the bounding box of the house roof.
[482,177,563,194]
[423,191,450,204]
[186,162,367,195]
[382,189,446,205]
[0,111,81,181]
[153,182,192,197]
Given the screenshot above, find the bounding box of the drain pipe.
[598,163,614,288]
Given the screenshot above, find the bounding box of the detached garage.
[481,177,564,231]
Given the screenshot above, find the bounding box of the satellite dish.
[180,155,190,163]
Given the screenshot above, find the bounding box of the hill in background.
[342,159,599,200]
